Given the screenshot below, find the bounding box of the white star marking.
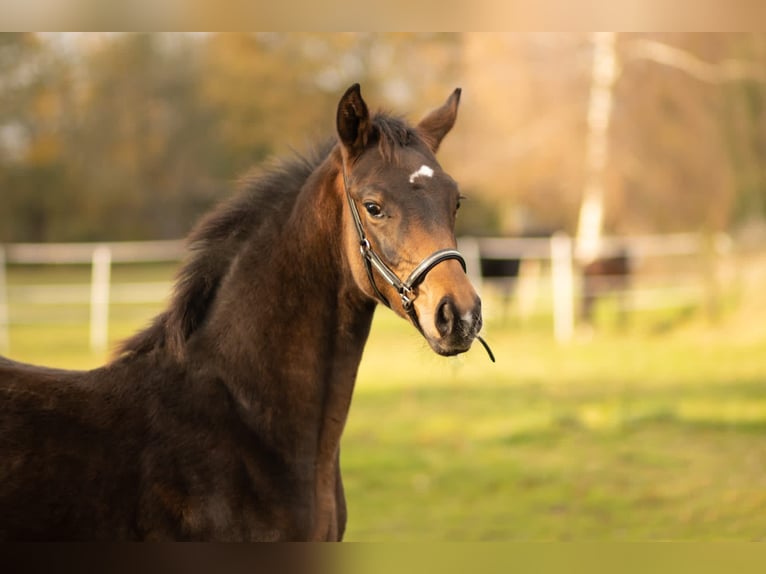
[409,165,434,184]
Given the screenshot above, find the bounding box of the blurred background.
[1,32,766,540]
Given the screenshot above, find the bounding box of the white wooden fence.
[0,240,185,354]
[458,232,733,342]
[0,232,732,354]
[458,233,577,342]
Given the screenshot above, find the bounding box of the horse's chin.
[426,337,474,357]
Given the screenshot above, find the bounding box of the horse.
[0,84,488,541]
[580,248,632,327]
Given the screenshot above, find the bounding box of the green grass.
[3,263,766,540]
[342,316,766,541]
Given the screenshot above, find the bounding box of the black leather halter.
[342,165,495,362]
[342,167,465,312]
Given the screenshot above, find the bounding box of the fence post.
[0,247,8,354]
[550,232,575,343]
[90,245,112,353]
[458,236,483,295]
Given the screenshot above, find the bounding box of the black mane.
[117,139,335,359]
[371,113,414,162]
[117,114,418,361]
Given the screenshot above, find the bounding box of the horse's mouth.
[427,332,495,362]
[428,337,475,357]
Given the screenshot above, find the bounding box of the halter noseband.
[342,163,495,362]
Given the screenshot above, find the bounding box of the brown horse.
[0,84,486,541]
[580,248,632,327]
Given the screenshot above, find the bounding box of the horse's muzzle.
[429,295,483,356]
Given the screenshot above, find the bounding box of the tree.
[66,33,220,239]
[0,33,78,241]
[451,33,766,237]
[3,33,765,242]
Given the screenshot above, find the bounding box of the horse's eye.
[364,202,383,219]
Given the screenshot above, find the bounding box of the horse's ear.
[337,83,371,159]
[417,88,461,153]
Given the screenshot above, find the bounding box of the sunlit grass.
[342,310,766,541]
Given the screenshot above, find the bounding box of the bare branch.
[627,38,766,84]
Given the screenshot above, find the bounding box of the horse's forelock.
[371,113,417,164]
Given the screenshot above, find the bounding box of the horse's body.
[0,85,483,540]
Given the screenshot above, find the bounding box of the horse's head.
[336,84,484,358]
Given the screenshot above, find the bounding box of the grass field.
[3,261,766,540]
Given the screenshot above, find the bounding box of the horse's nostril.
[435,298,456,338]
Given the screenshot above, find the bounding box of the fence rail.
[0,240,185,354]
[459,232,732,339]
[0,233,732,354]
[4,240,185,264]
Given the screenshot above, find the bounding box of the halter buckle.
[399,286,414,310]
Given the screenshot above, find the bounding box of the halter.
[342,164,495,362]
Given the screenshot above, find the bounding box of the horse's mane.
[116,113,417,361]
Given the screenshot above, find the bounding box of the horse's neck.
[195,170,375,457]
